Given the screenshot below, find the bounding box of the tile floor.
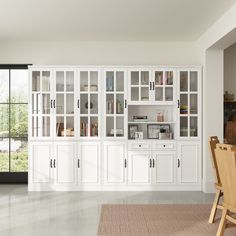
[0,185,214,236]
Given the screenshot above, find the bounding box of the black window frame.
[0,64,31,183]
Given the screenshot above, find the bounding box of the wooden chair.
[208,136,224,223]
[215,144,236,236]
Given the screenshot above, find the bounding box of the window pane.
[11,69,28,103]
[10,138,28,172]
[0,138,9,172]
[0,70,9,103]
[0,105,9,138]
[10,104,28,138]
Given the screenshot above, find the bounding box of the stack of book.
[80,122,88,136]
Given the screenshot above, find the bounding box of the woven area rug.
[97,204,236,236]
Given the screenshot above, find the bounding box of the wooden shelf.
[224,100,236,103]
[128,121,175,124]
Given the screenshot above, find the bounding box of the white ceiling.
[0,0,236,41]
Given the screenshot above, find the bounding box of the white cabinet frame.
[29,65,202,191]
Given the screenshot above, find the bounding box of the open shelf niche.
[128,105,177,140]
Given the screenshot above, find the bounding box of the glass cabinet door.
[79,70,99,137]
[154,70,174,103]
[179,70,199,138]
[105,70,126,138]
[55,70,75,138]
[31,70,52,138]
[130,70,150,102]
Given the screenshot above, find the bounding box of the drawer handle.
[139,145,141,147]
[163,145,166,147]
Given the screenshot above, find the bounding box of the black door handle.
[153,159,155,168]
[124,159,127,168]
[178,159,180,168]
[50,159,53,168]
[50,100,53,108]
[178,99,180,108]
[150,82,152,90]
[78,159,80,168]
[77,99,80,108]
[150,159,152,168]
[152,82,155,90]
[53,159,56,168]
[53,100,56,108]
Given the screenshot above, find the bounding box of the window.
[0,65,28,179]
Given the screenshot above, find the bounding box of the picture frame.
[147,124,160,139]
[135,132,143,140]
[128,125,138,139]
[160,124,170,133]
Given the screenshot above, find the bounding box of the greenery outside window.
[0,67,28,174]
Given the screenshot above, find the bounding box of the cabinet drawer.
[128,142,150,150]
[153,142,175,150]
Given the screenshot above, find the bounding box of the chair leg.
[209,189,222,223]
[216,208,227,236]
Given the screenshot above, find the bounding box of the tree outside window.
[0,69,28,172]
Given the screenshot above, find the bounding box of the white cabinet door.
[30,142,52,184]
[104,69,127,139]
[152,152,176,184]
[30,69,53,139]
[78,69,101,138]
[152,69,176,105]
[54,142,76,184]
[128,151,152,184]
[177,142,200,184]
[177,68,201,139]
[128,69,152,104]
[54,69,77,139]
[78,142,100,184]
[104,142,126,185]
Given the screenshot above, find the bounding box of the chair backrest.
[215,144,236,208]
[208,136,221,185]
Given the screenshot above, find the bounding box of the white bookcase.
[28,65,202,191]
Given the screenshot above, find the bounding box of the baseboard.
[28,184,202,192]
[203,180,215,193]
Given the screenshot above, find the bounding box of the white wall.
[197,3,236,193]
[224,43,236,96]
[0,41,200,65]
[203,50,224,192]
